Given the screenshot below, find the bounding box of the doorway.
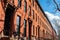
[4,4,15,36]
[28,18,32,40]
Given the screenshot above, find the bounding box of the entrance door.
[4,4,15,36]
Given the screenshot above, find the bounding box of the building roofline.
[35,0,57,34]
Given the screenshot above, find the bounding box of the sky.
[38,0,60,35]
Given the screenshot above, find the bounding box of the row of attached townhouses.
[0,0,57,40]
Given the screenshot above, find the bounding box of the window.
[24,19,27,37]
[35,4,37,10]
[32,0,34,6]
[36,27,37,36]
[32,10,34,19]
[28,6,31,16]
[38,16,39,24]
[16,16,21,35]
[32,25,35,35]
[39,18,40,25]
[24,0,27,12]
[33,25,35,35]
[43,30,45,36]
[36,14,37,22]
[18,0,21,7]
[38,27,40,37]
[37,6,38,11]
[46,31,48,37]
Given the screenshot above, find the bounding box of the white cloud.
[45,11,60,34]
[45,12,60,20]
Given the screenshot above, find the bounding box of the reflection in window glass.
[16,16,21,34]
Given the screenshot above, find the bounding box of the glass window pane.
[18,0,21,7]
[24,1,27,12]
[16,16,21,34]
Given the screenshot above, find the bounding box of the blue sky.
[38,0,60,35]
[39,0,57,13]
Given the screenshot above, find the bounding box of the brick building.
[0,0,57,40]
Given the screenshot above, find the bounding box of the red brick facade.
[0,0,57,40]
